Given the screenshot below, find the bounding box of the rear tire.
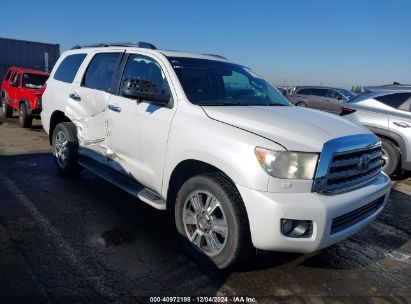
[19,103,32,128]
[175,173,252,269]
[381,138,400,176]
[296,101,307,107]
[2,96,13,118]
[52,122,82,176]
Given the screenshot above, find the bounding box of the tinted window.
[311,89,327,97]
[375,93,411,111]
[297,88,312,95]
[9,71,16,82]
[121,54,171,97]
[83,53,121,91]
[13,73,21,86]
[54,53,87,83]
[4,70,12,81]
[22,73,49,89]
[327,89,342,99]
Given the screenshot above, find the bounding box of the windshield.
[336,88,357,99]
[168,57,290,106]
[22,73,48,89]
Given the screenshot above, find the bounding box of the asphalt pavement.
[0,115,410,304]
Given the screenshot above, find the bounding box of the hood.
[202,106,370,152]
[21,87,44,97]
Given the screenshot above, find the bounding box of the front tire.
[2,96,13,118]
[381,138,400,176]
[296,101,307,107]
[19,103,32,128]
[52,122,82,176]
[175,173,252,269]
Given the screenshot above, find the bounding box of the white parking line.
[0,174,117,300]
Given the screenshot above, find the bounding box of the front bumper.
[237,172,391,252]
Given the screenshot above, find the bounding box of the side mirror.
[122,78,170,105]
[10,81,19,88]
[336,95,342,100]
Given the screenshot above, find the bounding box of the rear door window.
[13,73,21,86]
[311,89,327,97]
[9,72,16,82]
[54,53,87,83]
[297,88,312,95]
[82,53,122,92]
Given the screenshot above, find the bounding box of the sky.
[1,0,410,88]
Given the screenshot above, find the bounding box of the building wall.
[0,37,60,81]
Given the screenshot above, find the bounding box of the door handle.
[393,121,410,128]
[108,104,121,113]
[69,92,81,101]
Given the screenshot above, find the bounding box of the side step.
[78,156,167,210]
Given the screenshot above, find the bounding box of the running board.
[78,156,167,210]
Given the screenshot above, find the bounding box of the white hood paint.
[202,106,370,152]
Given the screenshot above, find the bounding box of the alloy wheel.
[381,148,389,170]
[55,131,69,167]
[182,190,228,256]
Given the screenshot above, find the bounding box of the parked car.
[1,67,49,127]
[364,82,411,93]
[288,86,357,113]
[41,42,391,269]
[340,90,411,176]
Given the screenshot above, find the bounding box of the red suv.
[1,67,49,128]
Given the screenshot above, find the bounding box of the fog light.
[281,219,313,238]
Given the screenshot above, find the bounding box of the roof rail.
[204,53,227,60]
[71,42,157,50]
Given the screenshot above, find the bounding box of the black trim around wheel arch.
[366,125,409,168]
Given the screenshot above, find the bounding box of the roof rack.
[204,53,227,60]
[71,42,156,50]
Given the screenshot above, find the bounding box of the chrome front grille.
[312,134,383,194]
[324,146,382,193]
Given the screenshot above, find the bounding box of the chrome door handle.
[69,92,81,101]
[108,104,121,113]
[393,121,410,128]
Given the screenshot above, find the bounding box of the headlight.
[255,147,319,180]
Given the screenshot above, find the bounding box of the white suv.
[41,42,391,269]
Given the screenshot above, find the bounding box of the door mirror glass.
[122,78,171,105]
[10,81,19,87]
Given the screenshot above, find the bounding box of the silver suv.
[341,91,411,175]
[289,86,357,113]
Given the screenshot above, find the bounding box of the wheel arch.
[49,110,72,145]
[166,159,243,212]
[366,125,409,168]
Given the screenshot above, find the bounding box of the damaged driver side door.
[65,50,123,163]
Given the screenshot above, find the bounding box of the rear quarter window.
[375,93,411,111]
[4,70,13,81]
[54,53,87,83]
